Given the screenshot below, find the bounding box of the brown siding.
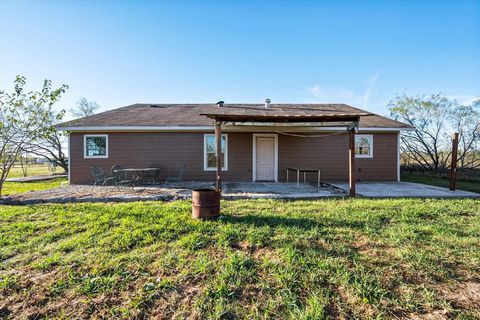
[69,131,398,184]
[278,132,398,182]
[70,132,252,184]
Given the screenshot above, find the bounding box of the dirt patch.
[444,281,480,309]
[407,281,480,319]
[408,310,450,320]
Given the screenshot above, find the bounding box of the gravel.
[1,181,345,205]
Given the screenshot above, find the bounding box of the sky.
[1,0,479,119]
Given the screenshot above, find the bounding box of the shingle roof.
[57,103,413,129]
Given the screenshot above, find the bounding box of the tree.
[70,97,99,118]
[18,151,32,177]
[390,94,480,172]
[449,99,480,168]
[23,107,69,174]
[0,76,68,198]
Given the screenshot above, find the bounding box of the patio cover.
[200,107,369,124]
[201,110,364,197]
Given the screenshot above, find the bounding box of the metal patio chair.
[90,166,116,188]
[165,164,186,184]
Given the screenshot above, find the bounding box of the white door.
[255,137,275,181]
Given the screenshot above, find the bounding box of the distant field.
[1,199,479,318]
[7,165,60,179]
[402,173,480,194]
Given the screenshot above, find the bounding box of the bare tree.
[24,108,69,174]
[0,76,68,198]
[70,97,99,118]
[390,94,453,172]
[450,99,480,168]
[18,151,31,177]
[390,94,480,173]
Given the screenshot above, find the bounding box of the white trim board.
[59,125,414,133]
[252,133,278,182]
[68,133,71,184]
[397,132,401,182]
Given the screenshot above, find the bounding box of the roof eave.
[57,125,415,132]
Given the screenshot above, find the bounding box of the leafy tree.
[0,76,68,198]
[70,97,99,118]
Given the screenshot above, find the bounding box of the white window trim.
[203,134,228,171]
[397,132,401,181]
[355,134,373,159]
[252,133,278,182]
[84,134,109,159]
[68,133,71,183]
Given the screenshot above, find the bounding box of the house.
[57,100,414,186]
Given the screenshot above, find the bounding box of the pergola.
[201,111,371,197]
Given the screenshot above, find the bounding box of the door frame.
[252,133,278,182]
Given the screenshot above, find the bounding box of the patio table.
[286,167,321,189]
[114,168,160,185]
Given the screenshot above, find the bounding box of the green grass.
[1,199,479,319]
[7,165,58,178]
[1,177,67,196]
[402,173,480,194]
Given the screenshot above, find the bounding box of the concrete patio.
[329,181,480,198]
[222,182,344,198]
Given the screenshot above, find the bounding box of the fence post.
[449,133,459,191]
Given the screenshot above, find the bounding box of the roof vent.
[265,98,271,108]
[216,101,224,107]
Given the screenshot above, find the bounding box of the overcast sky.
[1,0,479,119]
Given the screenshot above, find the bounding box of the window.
[84,134,108,158]
[355,134,373,158]
[204,134,228,170]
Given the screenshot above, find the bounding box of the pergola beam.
[215,121,222,191]
[348,129,356,197]
[201,114,365,123]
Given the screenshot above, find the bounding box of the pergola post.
[449,132,459,191]
[349,129,356,197]
[215,121,222,191]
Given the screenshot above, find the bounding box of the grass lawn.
[1,178,67,196]
[402,173,480,194]
[1,199,479,319]
[6,165,58,179]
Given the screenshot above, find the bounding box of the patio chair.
[111,164,134,187]
[90,166,116,187]
[165,164,186,183]
[142,163,161,184]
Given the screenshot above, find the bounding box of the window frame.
[355,134,373,159]
[84,134,109,159]
[203,133,228,171]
